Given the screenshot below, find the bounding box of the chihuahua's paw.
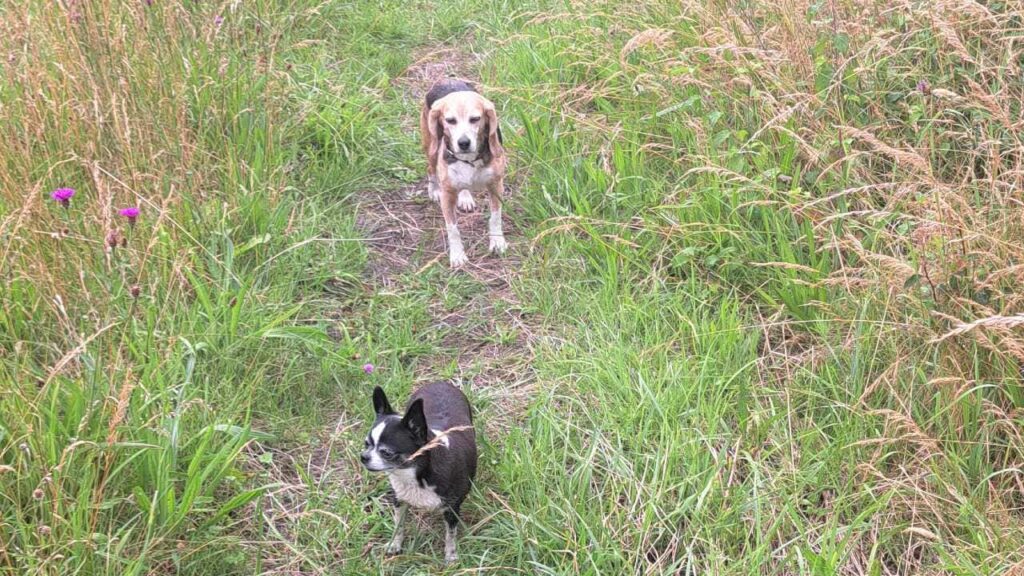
[385,541,403,556]
[456,190,476,212]
[444,551,458,565]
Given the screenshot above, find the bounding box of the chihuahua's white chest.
[387,468,443,510]
[447,161,494,193]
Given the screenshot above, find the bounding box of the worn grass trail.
[256,45,543,574]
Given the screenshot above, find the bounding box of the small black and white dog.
[360,382,477,564]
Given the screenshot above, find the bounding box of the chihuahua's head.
[361,387,428,472]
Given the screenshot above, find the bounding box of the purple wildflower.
[214,15,224,26]
[50,188,75,207]
[144,0,152,5]
[363,363,374,375]
[119,207,140,227]
[916,79,930,95]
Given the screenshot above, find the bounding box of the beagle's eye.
[469,116,481,124]
[445,117,457,125]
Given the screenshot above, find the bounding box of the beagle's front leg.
[487,179,508,255]
[427,176,441,203]
[439,187,468,267]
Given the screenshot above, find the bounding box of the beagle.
[420,79,507,267]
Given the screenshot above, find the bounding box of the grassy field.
[3,0,1024,574]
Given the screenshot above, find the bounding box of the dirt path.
[252,45,538,573]
[356,45,538,436]
[355,177,538,435]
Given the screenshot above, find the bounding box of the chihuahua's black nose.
[457,136,471,151]
[360,452,370,465]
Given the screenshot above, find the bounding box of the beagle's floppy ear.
[427,106,445,163]
[483,99,504,159]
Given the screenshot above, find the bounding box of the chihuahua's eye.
[469,116,481,124]
[378,447,394,459]
[364,438,371,449]
[445,117,456,125]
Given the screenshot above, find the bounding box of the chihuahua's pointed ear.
[401,399,428,442]
[372,386,394,416]
[483,98,504,160]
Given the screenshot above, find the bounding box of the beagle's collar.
[443,140,486,168]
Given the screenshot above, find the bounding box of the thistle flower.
[214,15,223,26]
[363,363,374,375]
[106,229,121,251]
[130,284,141,298]
[50,188,75,208]
[119,207,140,228]
[916,79,930,95]
[32,488,44,500]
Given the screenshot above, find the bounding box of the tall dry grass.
[0,2,310,573]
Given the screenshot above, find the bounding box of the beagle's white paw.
[489,235,508,255]
[456,190,476,212]
[427,179,441,203]
[449,247,469,268]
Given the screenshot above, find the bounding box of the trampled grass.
[2,0,1023,574]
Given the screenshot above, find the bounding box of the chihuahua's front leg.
[386,502,408,555]
[443,508,460,564]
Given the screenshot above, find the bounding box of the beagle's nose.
[457,136,471,151]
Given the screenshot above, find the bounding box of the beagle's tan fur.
[420,79,507,267]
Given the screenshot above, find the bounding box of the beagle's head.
[428,91,502,160]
